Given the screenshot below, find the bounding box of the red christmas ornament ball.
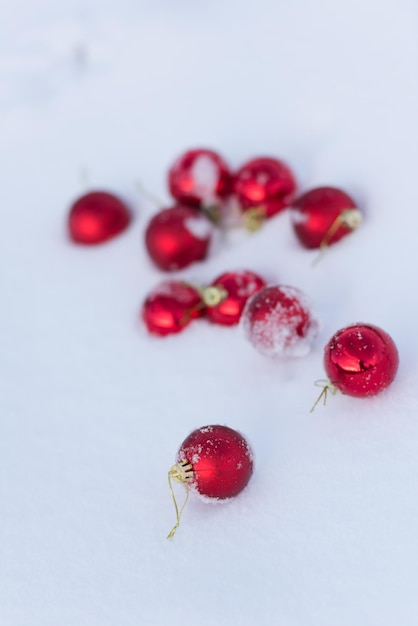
[324,323,399,397]
[243,285,319,357]
[145,205,212,271]
[291,186,361,249]
[68,191,131,245]
[168,148,231,206]
[177,425,253,499]
[142,281,203,336]
[206,270,266,326]
[233,157,297,218]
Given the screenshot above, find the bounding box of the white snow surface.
[1,1,418,625]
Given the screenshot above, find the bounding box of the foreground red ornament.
[243,285,319,357]
[68,191,131,244]
[206,270,267,326]
[142,281,203,336]
[168,148,232,207]
[145,205,212,271]
[291,186,362,249]
[233,157,297,219]
[167,425,253,538]
[323,323,399,397]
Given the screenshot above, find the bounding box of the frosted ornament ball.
[68,191,132,245]
[243,285,319,357]
[167,425,254,538]
[144,205,213,271]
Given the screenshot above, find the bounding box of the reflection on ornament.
[311,323,399,411]
[324,323,399,397]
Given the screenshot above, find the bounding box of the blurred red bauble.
[243,285,318,357]
[291,186,361,249]
[324,323,399,397]
[206,270,266,326]
[168,148,232,207]
[68,191,131,245]
[142,281,203,336]
[145,205,212,271]
[233,157,297,218]
[176,424,253,499]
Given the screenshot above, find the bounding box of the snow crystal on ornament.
[184,216,213,240]
[290,207,308,225]
[190,155,219,203]
[242,285,319,357]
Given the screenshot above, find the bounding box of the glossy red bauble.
[145,205,212,271]
[206,270,266,326]
[68,191,131,245]
[177,425,253,499]
[142,281,203,336]
[243,285,319,357]
[291,186,361,249]
[168,148,232,207]
[324,323,399,397]
[233,157,297,218]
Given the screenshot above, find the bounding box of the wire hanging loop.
[199,204,222,225]
[167,460,194,540]
[242,206,267,232]
[178,283,228,326]
[197,285,229,308]
[309,379,338,413]
[135,179,164,208]
[312,208,362,267]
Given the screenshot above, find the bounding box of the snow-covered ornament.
[291,186,362,250]
[168,148,232,208]
[243,285,319,357]
[68,191,132,244]
[311,323,399,410]
[145,205,212,271]
[233,157,297,220]
[206,270,266,326]
[167,425,253,538]
[142,281,204,336]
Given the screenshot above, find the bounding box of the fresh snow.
[1,1,418,625]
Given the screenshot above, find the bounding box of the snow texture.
[183,215,213,240]
[189,153,220,204]
[2,1,418,626]
[242,285,319,358]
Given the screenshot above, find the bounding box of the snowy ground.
[1,1,418,625]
